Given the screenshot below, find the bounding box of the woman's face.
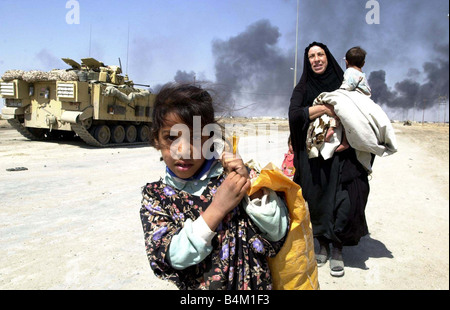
[308,45,328,75]
[155,112,207,179]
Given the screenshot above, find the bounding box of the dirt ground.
[0,118,448,290]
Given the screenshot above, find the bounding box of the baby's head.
[152,83,219,179]
[345,46,367,69]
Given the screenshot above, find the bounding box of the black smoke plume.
[211,17,448,117]
[369,43,449,110]
[211,20,293,116]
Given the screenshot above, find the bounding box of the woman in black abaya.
[288,42,371,277]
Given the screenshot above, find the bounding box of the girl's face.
[155,112,208,179]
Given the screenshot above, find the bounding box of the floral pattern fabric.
[140,174,285,290]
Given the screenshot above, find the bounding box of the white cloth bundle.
[309,89,398,172]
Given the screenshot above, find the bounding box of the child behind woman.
[140,83,289,290]
[281,135,295,179]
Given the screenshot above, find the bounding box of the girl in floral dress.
[140,83,289,290]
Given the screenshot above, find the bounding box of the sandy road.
[317,123,449,289]
[0,120,448,290]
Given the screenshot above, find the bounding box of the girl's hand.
[221,152,249,179]
[202,172,250,231]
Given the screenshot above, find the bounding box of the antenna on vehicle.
[89,24,92,57]
[126,22,130,75]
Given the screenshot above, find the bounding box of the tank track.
[71,123,150,148]
[7,118,149,147]
[7,119,42,141]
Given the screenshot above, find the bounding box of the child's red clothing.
[281,151,295,178]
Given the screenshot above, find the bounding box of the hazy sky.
[0,0,448,120]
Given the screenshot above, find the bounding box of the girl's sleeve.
[166,216,215,270]
[243,188,289,242]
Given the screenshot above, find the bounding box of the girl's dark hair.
[345,46,367,68]
[151,83,216,146]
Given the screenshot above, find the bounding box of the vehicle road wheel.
[111,125,125,144]
[94,125,111,145]
[137,124,150,142]
[81,118,93,130]
[124,125,137,143]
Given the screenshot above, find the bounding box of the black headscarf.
[292,42,344,110]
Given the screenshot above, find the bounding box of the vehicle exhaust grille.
[0,82,15,96]
[57,83,75,98]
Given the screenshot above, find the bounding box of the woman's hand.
[309,103,338,120]
[323,104,339,118]
[202,172,250,231]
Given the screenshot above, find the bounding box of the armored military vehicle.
[0,58,155,147]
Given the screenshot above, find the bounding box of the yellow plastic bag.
[247,162,319,290]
